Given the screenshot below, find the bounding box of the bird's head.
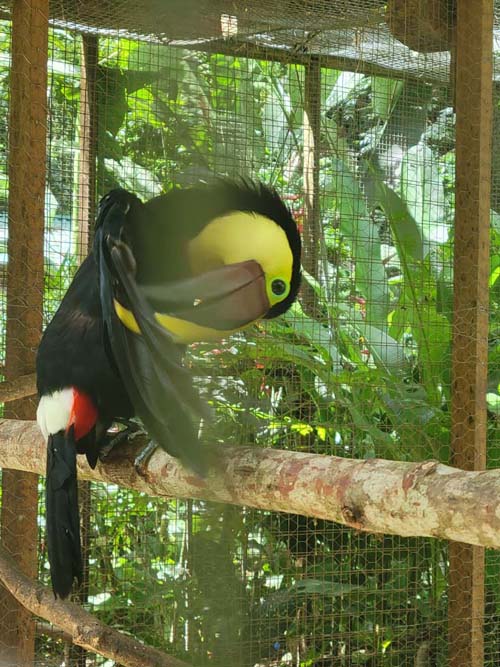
[115,180,302,343]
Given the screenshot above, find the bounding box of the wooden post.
[75,33,98,260]
[302,57,321,311]
[449,1,493,666]
[0,0,48,664]
[65,34,99,667]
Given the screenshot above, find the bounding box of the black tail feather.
[45,428,82,598]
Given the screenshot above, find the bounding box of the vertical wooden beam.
[75,32,98,260]
[63,36,99,667]
[449,1,493,666]
[0,0,48,664]
[302,57,321,311]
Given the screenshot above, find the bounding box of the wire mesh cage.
[0,0,497,666]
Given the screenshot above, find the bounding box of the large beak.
[140,260,270,331]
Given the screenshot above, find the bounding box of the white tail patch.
[37,389,74,439]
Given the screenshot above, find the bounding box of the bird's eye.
[271,279,287,296]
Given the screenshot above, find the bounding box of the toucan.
[36,179,301,599]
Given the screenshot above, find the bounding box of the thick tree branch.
[0,545,191,667]
[0,418,500,548]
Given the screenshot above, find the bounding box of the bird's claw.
[133,440,158,477]
[99,421,148,461]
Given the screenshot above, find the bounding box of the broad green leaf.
[96,67,128,138]
[320,69,341,107]
[262,76,291,148]
[388,253,451,402]
[381,383,436,428]
[347,401,400,457]
[371,77,403,121]
[372,176,424,262]
[358,323,408,373]
[282,305,342,372]
[125,69,162,95]
[126,41,178,72]
[326,158,389,327]
[409,304,451,403]
[436,257,454,321]
[400,142,449,251]
[490,263,500,288]
[324,71,364,109]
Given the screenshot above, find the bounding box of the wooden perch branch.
[0,418,500,549]
[0,544,191,667]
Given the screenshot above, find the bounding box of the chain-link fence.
[0,1,497,666]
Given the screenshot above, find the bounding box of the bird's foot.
[99,421,148,461]
[133,440,159,477]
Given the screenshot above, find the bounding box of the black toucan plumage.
[36,179,301,598]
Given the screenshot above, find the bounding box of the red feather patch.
[67,389,98,440]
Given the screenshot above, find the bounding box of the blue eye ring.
[271,279,287,296]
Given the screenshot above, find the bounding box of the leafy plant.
[18,25,500,667]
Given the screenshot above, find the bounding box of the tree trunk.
[0,0,48,663]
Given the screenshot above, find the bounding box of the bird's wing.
[94,190,207,474]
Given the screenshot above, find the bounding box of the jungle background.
[0,21,498,667]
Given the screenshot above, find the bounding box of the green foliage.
[19,26,499,667]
